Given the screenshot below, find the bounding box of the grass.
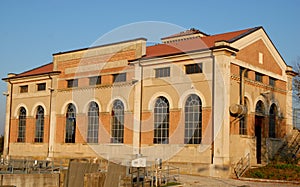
[243,163,300,181]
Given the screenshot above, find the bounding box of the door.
[255,117,262,164]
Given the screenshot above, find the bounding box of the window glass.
[154,96,169,144]
[87,102,99,143]
[37,83,46,91]
[111,100,124,143]
[17,107,26,142]
[184,94,202,144]
[113,73,126,83]
[89,76,101,86]
[155,67,170,78]
[185,63,202,74]
[67,79,78,88]
[35,106,44,142]
[20,85,28,93]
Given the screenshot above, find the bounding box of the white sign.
[131,158,146,167]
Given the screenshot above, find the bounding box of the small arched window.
[35,106,44,142]
[17,107,26,142]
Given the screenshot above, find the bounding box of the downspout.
[138,60,143,155]
[5,80,13,157]
[240,69,247,106]
[47,75,53,158]
[211,51,215,164]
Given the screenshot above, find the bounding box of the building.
[2,26,296,177]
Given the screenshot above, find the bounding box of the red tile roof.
[145,27,259,59]
[5,62,57,79]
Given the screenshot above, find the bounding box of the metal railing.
[234,153,250,178]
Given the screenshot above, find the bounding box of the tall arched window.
[269,104,277,138]
[154,96,169,144]
[184,94,202,144]
[111,100,124,143]
[17,107,26,142]
[35,106,44,142]
[65,104,76,143]
[87,102,99,143]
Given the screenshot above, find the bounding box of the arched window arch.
[111,100,124,143]
[35,106,44,142]
[17,107,26,142]
[87,102,99,143]
[184,94,202,144]
[154,96,169,144]
[240,98,248,135]
[65,104,76,143]
[269,104,277,138]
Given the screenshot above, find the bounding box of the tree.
[293,57,300,104]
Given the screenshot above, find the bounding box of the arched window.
[17,107,26,142]
[239,98,248,135]
[35,106,44,142]
[255,100,265,116]
[269,104,277,138]
[184,94,202,144]
[65,104,76,143]
[87,102,99,143]
[111,100,124,143]
[154,96,169,144]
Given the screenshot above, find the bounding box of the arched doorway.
[255,100,265,164]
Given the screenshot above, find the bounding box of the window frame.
[185,63,203,74]
[37,83,46,91]
[67,79,78,88]
[20,85,28,93]
[153,96,169,144]
[184,94,202,144]
[65,104,76,143]
[155,67,170,78]
[269,77,276,87]
[17,107,26,142]
[113,73,126,83]
[34,106,44,143]
[111,100,125,143]
[89,76,101,86]
[255,72,263,82]
[87,102,99,143]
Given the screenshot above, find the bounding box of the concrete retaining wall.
[0,174,59,187]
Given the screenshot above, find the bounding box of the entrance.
[255,116,263,164]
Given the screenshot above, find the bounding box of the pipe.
[47,75,53,158]
[5,80,13,157]
[139,60,143,155]
[211,52,215,164]
[240,69,247,106]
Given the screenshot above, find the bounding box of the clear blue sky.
[0,0,300,134]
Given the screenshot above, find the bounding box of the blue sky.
[0,0,300,134]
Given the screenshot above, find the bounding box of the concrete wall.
[0,174,59,187]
